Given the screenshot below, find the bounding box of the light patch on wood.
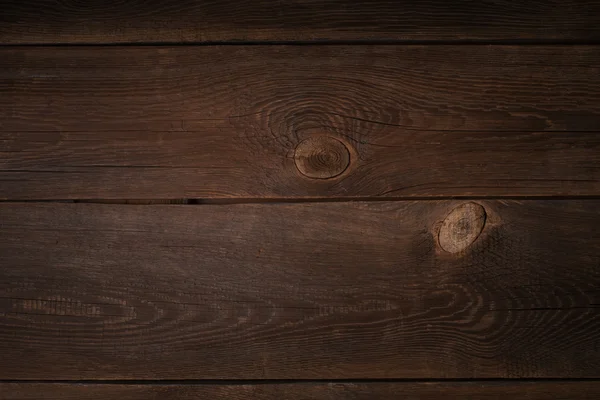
[438,202,486,253]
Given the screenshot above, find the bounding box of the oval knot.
[294,136,350,179]
[438,202,487,253]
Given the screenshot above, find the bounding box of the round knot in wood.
[294,136,350,179]
[438,202,486,254]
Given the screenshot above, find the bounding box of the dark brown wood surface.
[2,0,600,44]
[2,46,600,199]
[3,1,599,397]
[3,382,600,399]
[1,200,599,379]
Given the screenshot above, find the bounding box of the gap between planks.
[3,378,600,385]
[4,195,600,205]
[5,39,600,47]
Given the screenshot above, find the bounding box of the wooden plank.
[1,200,599,379]
[2,46,600,200]
[76,200,190,205]
[3,382,600,399]
[2,1,600,44]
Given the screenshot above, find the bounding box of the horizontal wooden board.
[3,382,600,399]
[2,1,600,43]
[1,201,599,379]
[2,46,600,199]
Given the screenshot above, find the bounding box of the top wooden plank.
[2,0,600,44]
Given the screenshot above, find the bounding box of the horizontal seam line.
[2,195,600,204]
[2,40,600,47]
[2,378,600,385]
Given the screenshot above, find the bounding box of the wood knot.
[438,202,486,254]
[294,136,350,179]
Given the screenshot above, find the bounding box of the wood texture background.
[2,0,600,44]
[2,1,599,398]
[1,201,599,379]
[2,46,600,199]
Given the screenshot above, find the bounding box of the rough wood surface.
[2,46,600,199]
[1,201,599,379]
[3,382,600,399]
[2,0,600,44]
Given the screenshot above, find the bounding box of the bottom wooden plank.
[1,201,600,379]
[2,382,600,399]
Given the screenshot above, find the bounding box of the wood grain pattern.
[1,201,599,379]
[3,382,600,399]
[2,0,600,44]
[2,46,600,199]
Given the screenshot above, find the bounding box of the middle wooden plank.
[2,46,600,199]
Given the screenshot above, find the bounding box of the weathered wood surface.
[3,382,600,399]
[2,46,600,199]
[2,0,600,44]
[1,201,599,379]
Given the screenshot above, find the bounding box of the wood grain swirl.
[0,201,599,379]
[1,46,599,199]
[1,0,600,43]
